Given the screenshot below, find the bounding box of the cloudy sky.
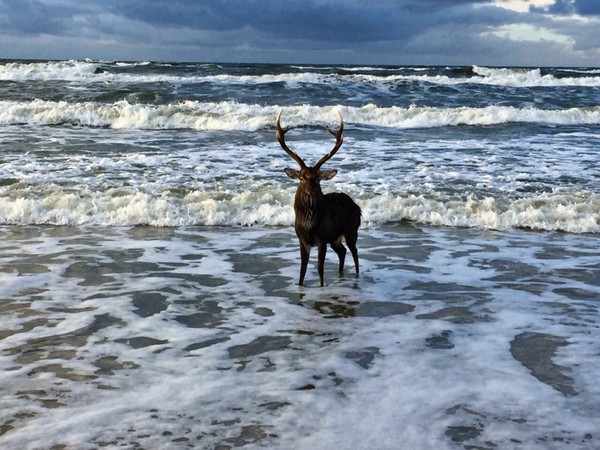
[0,0,599,66]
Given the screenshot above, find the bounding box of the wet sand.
[0,223,599,449]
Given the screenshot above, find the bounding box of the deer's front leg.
[317,243,327,287]
[298,242,311,286]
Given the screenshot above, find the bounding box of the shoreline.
[1,222,599,448]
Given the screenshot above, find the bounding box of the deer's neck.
[294,189,326,231]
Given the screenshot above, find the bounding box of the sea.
[0,59,599,449]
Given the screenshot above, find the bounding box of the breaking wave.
[2,60,600,88]
[1,100,599,130]
[470,66,600,87]
[0,184,597,233]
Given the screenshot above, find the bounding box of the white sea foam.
[470,65,600,87]
[0,185,597,232]
[353,73,600,88]
[1,224,599,449]
[1,100,599,130]
[0,60,100,81]
[2,60,600,88]
[0,61,597,236]
[115,61,151,67]
[355,65,600,87]
[0,60,327,86]
[361,192,600,233]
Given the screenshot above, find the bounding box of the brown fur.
[286,167,361,286]
[277,111,360,286]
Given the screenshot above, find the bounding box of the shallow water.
[1,58,599,449]
[1,223,599,449]
[1,61,599,232]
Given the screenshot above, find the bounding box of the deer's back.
[325,192,362,225]
[294,191,361,245]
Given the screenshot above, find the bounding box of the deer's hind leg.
[344,231,359,274]
[331,237,347,276]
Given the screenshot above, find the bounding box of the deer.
[276,110,361,287]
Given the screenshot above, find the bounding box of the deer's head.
[276,110,344,194]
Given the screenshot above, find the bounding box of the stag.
[276,110,361,286]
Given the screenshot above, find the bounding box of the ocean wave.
[0,100,272,130]
[2,60,600,88]
[353,66,600,87]
[1,100,599,130]
[0,60,100,81]
[0,60,327,86]
[361,192,600,233]
[470,66,600,87]
[0,186,295,227]
[115,61,152,67]
[1,185,597,233]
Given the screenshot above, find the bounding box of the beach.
[1,223,599,449]
[1,60,599,448]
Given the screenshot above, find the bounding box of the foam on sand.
[1,223,599,449]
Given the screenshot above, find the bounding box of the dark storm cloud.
[576,0,600,15]
[0,0,598,65]
[1,0,502,49]
[108,0,500,44]
[532,0,600,15]
[0,0,72,34]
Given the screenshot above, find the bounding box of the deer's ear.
[319,170,337,180]
[284,168,300,179]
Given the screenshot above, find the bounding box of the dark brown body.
[293,188,361,286]
[277,111,361,286]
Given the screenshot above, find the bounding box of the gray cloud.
[106,0,498,43]
[531,0,600,15]
[576,0,600,15]
[0,0,598,66]
[0,0,69,34]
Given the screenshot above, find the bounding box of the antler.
[314,111,344,169]
[276,110,306,169]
